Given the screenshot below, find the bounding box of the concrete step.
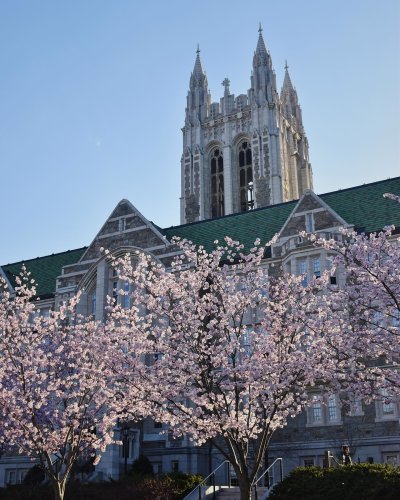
[216,487,240,499]
[215,486,270,499]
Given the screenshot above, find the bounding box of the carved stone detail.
[185,193,200,223]
[255,176,269,207]
[262,129,271,204]
[180,38,313,222]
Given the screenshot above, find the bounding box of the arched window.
[211,148,224,218]
[238,141,254,212]
[90,289,96,316]
[109,267,131,309]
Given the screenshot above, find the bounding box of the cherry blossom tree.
[0,269,120,500]
[107,238,331,500]
[317,226,400,398]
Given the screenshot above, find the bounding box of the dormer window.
[305,213,314,232]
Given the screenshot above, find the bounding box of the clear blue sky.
[1,0,399,264]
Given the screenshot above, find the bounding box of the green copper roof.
[164,200,296,251]
[164,177,400,251]
[321,178,400,233]
[2,177,399,298]
[2,248,87,299]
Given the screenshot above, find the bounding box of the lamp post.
[247,181,254,210]
[123,427,129,475]
[118,419,130,476]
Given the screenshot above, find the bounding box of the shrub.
[268,463,400,500]
[162,472,203,499]
[70,456,95,479]
[0,471,203,500]
[0,484,52,500]
[23,465,46,486]
[129,455,154,478]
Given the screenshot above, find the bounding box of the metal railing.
[184,457,283,500]
[183,460,232,500]
[253,458,283,500]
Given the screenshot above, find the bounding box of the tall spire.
[280,62,302,126]
[251,23,275,103]
[193,44,205,79]
[282,61,295,94]
[187,45,209,124]
[255,23,269,61]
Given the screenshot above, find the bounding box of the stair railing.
[253,458,283,500]
[183,459,232,500]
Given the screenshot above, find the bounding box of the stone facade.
[267,193,400,470]
[2,185,400,486]
[55,199,180,321]
[180,27,313,224]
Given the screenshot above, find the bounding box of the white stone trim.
[97,225,148,239]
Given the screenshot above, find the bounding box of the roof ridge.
[3,177,399,265]
[2,246,88,268]
[165,176,400,232]
[164,199,299,231]
[319,176,400,198]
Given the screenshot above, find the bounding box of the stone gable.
[279,192,349,239]
[294,193,322,213]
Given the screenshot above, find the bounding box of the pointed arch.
[78,246,165,318]
[235,137,254,212]
[209,146,224,218]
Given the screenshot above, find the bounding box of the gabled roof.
[1,177,399,298]
[1,248,87,298]
[78,198,168,264]
[321,178,400,233]
[164,200,295,251]
[163,177,400,251]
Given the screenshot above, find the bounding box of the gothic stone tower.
[180,27,313,224]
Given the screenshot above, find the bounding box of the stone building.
[1,177,399,485]
[0,27,399,487]
[181,26,313,224]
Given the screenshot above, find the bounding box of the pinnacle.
[282,64,294,91]
[281,63,296,97]
[193,45,205,78]
[255,25,268,57]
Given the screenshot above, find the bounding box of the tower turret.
[279,62,313,199]
[250,24,277,104]
[186,46,210,124]
[280,62,304,130]
[180,28,314,225]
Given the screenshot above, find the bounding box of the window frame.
[306,393,342,427]
[210,148,225,218]
[238,140,254,212]
[305,212,315,233]
[375,390,399,422]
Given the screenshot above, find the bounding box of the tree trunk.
[52,480,66,500]
[238,476,252,500]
